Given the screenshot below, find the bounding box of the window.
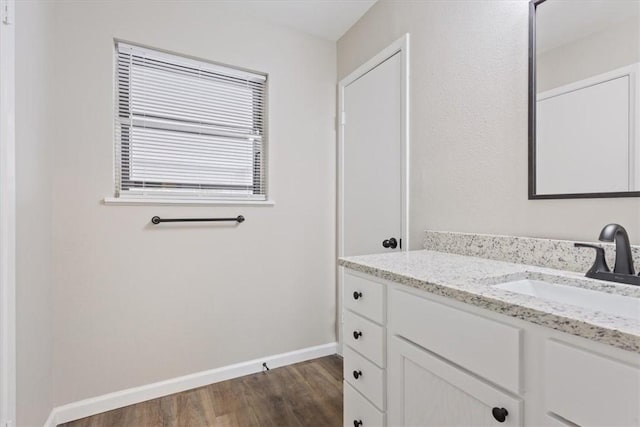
[114,42,267,202]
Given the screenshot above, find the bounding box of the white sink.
[493,279,640,320]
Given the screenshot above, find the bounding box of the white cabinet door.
[546,340,640,427]
[388,336,522,427]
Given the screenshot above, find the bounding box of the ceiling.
[537,0,640,53]
[215,0,378,42]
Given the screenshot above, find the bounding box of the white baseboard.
[43,410,57,427]
[45,342,337,426]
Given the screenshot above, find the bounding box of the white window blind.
[114,42,267,201]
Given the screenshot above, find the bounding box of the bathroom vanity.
[340,242,640,427]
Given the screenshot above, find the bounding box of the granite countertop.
[339,250,640,353]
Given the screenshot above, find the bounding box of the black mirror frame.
[528,0,640,200]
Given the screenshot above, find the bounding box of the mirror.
[529,0,640,199]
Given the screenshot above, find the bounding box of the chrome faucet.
[574,224,639,286]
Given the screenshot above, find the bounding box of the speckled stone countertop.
[340,250,640,353]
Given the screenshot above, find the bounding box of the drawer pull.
[353,420,363,427]
[353,291,363,300]
[492,407,508,423]
[352,370,362,379]
[353,330,363,339]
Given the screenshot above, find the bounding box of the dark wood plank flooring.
[58,355,343,427]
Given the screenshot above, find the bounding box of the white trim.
[103,197,275,207]
[0,1,16,425]
[45,342,337,426]
[42,411,56,427]
[336,34,410,350]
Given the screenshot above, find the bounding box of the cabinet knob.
[353,291,363,300]
[353,370,362,379]
[382,237,398,249]
[353,420,363,427]
[492,407,508,423]
[353,330,362,340]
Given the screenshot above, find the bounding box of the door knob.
[492,407,508,423]
[353,330,362,339]
[353,370,362,379]
[353,420,363,427]
[382,237,398,249]
[353,291,363,300]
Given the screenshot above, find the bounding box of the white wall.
[47,1,336,405]
[537,17,640,92]
[338,0,640,247]
[15,1,54,425]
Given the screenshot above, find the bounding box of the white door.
[388,336,523,427]
[338,35,409,351]
[342,52,403,257]
[536,73,631,194]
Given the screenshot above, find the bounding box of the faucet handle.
[574,243,610,276]
[575,242,601,249]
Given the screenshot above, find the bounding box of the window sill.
[103,197,275,207]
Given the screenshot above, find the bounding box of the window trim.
[103,197,275,207]
[110,40,270,205]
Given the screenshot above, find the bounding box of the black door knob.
[353,291,363,300]
[353,420,363,427]
[382,237,398,249]
[492,407,508,423]
[353,370,362,379]
[353,330,362,339]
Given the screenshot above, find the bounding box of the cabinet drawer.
[344,310,385,367]
[344,272,385,324]
[344,381,385,427]
[546,340,640,427]
[344,345,385,410]
[389,289,521,393]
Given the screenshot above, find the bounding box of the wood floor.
[58,355,343,427]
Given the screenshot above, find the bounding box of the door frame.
[0,0,16,424]
[337,34,410,353]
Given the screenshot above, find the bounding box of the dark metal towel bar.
[151,215,245,225]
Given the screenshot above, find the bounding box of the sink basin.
[493,279,640,320]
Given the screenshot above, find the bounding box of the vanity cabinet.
[342,268,640,427]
